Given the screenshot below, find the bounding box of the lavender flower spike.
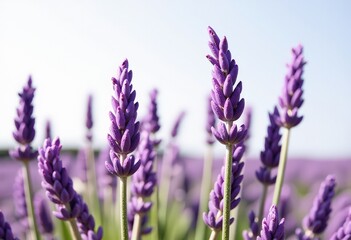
[256,107,282,185]
[34,194,54,235]
[106,59,141,178]
[0,211,18,240]
[257,205,285,240]
[86,94,93,141]
[275,44,306,129]
[38,137,103,239]
[171,111,186,138]
[207,26,246,145]
[330,208,351,240]
[203,145,245,232]
[143,88,161,134]
[128,131,157,237]
[13,170,28,230]
[9,76,37,161]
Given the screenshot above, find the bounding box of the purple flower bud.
[275,45,306,129]
[0,211,18,240]
[256,107,282,185]
[330,208,351,240]
[203,145,245,231]
[207,26,245,124]
[108,59,140,156]
[38,137,103,239]
[128,132,157,235]
[302,175,336,236]
[211,123,246,145]
[34,194,54,235]
[242,211,260,240]
[171,111,186,138]
[143,89,161,135]
[10,76,37,162]
[257,205,285,240]
[86,94,93,141]
[45,120,52,140]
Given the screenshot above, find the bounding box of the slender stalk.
[229,155,247,239]
[149,150,159,240]
[195,144,213,240]
[222,122,234,240]
[86,142,101,224]
[119,176,128,240]
[272,128,291,206]
[23,161,41,240]
[131,212,142,240]
[258,184,268,225]
[159,144,172,225]
[209,230,219,240]
[68,218,83,240]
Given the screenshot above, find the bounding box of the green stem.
[195,144,213,240]
[131,212,142,240]
[159,143,172,228]
[209,230,219,240]
[23,161,41,240]
[119,176,128,240]
[68,218,83,240]
[222,122,234,240]
[149,152,159,240]
[258,184,268,226]
[272,128,291,206]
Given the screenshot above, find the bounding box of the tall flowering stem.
[9,77,41,240]
[206,26,246,239]
[142,88,161,240]
[272,45,306,206]
[85,94,101,224]
[256,107,282,226]
[203,145,245,240]
[195,95,216,240]
[105,59,141,240]
[129,132,157,240]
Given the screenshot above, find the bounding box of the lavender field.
[1,1,351,240]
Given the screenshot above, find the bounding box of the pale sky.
[1,1,350,159]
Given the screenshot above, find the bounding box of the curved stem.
[23,161,41,240]
[131,212,142,240]
[68,218,83,240]
[119,177,128,240]
[222,121,234,240]
[195,144,213,240]
[272,128,291,206]
[209,230,219,240]
[258,184,268,226]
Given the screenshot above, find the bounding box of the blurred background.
[1,1,350,159]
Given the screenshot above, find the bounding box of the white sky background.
[0,1,350,159]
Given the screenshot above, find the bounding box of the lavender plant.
[105,59,141,240]
[203,145,245,240]
[296,175,336,240]
[128,131,157,240]
[272,45,306,206]
[206,26,247,239]
[34,194,54,238]
[9,76,41,240]
[330,208,351,240]
[0,211,18,240]
[257,205,285,240]
[38,137,103,240]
